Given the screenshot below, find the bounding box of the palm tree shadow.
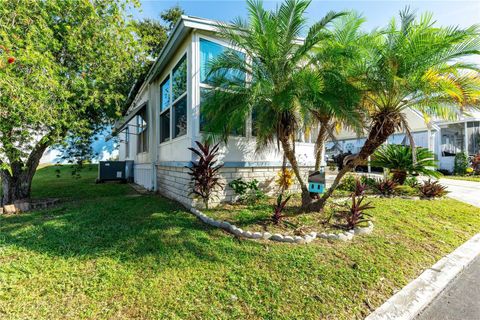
[0,194,257,267]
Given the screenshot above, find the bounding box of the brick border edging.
[365,233,480,320]
[189,207,374,244]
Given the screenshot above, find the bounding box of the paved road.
[416,178,480,320]
[416,256,480,320]
[439,178,480,207]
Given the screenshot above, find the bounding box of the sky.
[132,0,480,31]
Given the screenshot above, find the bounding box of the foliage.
[337,174,357,192]
[353,178,368,196]
[228,178,265,204]
[374,178,398,196]
[276,168,295,191]
[187,141,224,209]
[360,176,377,189]
[404,176,420,188]
[371,145,440,184]
[471,153,480,174]
[315,7,480,211]
[454,152,469,175]
[337,194,374,229]
[394,185,419,197]
[272,193,292,224]
[0,0,148,204]
[131,6,184,58]
[201,0,346,205]
[419,179,449,199]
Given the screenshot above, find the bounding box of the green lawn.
[442,175,480,182]
[1,165,480,319]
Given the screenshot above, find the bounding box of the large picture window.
[199,38,245,135]
[441,123,464,157]
[159,53,187,143]
[467,121,480,155]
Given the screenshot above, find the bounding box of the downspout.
[149,83,158,192]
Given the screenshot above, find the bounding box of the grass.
[1,165,480,319]
[442,175,480,182]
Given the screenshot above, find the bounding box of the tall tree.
[201,0,344,206]
[308,8,480,211]
[0,0,146,205]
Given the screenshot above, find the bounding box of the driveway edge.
[365,233,480,320]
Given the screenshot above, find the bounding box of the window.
[159,54,187,143]
[467,121,480,155]
[441,123,464,157]
[199,38,245,135]
[136,108,148,153]
[125,126,130,158]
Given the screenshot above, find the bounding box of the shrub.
[371,145,440,184]
[471,153,480,174]
[276,168,294,191]
[419,180,448,199]
[187,141,224,209]
[337,194,374,229]
[360,176,377,189]
[229,178,265,204]
[454,152,469,175]
[374,178,398,196]
[404,176,420,188]
[272,193,292,225]
[338,174,357,192]
[394,185,418,196]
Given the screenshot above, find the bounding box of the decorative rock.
[233,228,244,236]
[220,221,231,230]
[328,233,339,240]
[271,234,284,241]
[294,236,305,244]
[251,232,262,239]
[304,235,314,243]
[3,204,16,214]
[244,231,253,238]
[14,201,30,212]
[310,232,317,239]
[0,207,3,214]
[343,232,354,240]
[337,233,349,241]
[283,236,295,243]
[262,232,272,240]
[319,232,328,239]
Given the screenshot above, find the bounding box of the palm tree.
[308,7,480,211]
[309,12,368,170]
[201,0,344,206]
[371,144,441,184]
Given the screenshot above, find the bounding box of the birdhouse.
[308,169,326,194]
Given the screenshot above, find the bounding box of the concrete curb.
[365,233,480,320]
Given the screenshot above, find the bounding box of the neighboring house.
[115,15,480,206]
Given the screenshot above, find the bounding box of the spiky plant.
[187,141,224,209]
[371,145,441,184]
[419,179,449,199]
[272,193,292,225]
[375,178,398,196]
[337,194,374,229]
[201,0,345,207]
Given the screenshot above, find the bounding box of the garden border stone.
[188,206,374,244]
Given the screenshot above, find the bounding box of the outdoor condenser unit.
[97,161,134,183]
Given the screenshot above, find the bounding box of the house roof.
[114,15,224,134]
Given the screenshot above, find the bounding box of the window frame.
[136,106,148,154]
[159,51,188,145]
[198,35,247,137]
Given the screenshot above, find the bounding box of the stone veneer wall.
[156,165,317,208]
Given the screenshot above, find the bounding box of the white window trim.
[159,51,188,145]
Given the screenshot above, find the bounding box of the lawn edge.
[365,233,480,320]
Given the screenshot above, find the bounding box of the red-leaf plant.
[337,194,375,230]
[272,193,292,225]
[187,141,224,209]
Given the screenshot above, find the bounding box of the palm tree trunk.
[304,114,399,212]
[314,123,328,171]
[279,136,311,206]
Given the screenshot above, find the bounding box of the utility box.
[125,160,134,183]
[97,161,132,183]
[308,169,326,194]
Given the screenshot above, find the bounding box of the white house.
[115,15,480,206]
